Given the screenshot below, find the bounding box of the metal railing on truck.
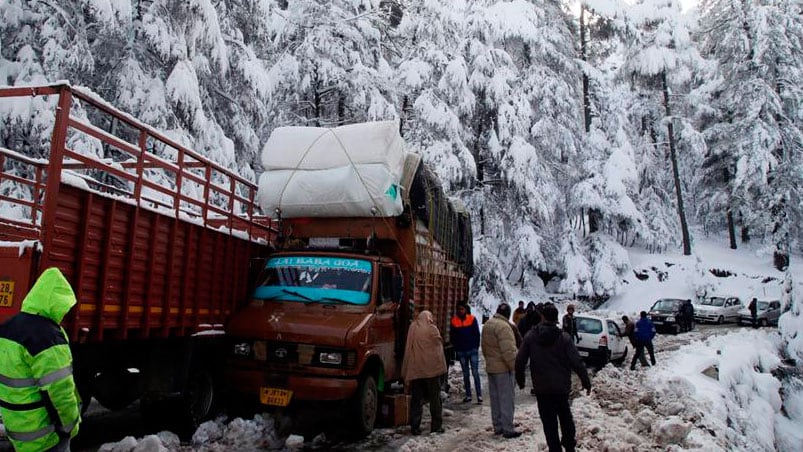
[0,83,274,340]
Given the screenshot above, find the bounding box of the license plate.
[578,350,588,357]
[0,281,14,308]
[260,387,292,407]
[653,320,663,324]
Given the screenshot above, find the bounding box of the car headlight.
[233,342,252,356]
[319,352,342,365]
[666,316,675,322]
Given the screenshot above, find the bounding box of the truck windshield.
[253,256,372,305]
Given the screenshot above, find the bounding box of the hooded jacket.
[514,321,591,395]
[401,310,447,382]
[634,317,656,343]
[0,268,81,452]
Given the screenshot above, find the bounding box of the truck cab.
[225,248,405,436]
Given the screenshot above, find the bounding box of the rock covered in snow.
[652,416,692,445]
[156,431,180,450]
[192,419,224,445]
[132,435,168,452]
[98,436,138,452]
[634,408,657,432]
[285,434,305,449]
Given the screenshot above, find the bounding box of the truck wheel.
[350,375,378,438]
[184,369,215,428]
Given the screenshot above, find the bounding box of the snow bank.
[257,121,406,218]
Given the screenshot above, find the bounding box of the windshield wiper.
[319,296,357,305]
[282,289,313,301]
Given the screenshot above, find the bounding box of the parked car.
[738,300,782,327]
[574,314,628,368]
[694,296,743,324]
[648,298,694,334]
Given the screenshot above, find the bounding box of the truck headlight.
[233,342,252,356]
[666,316,675,322]
[319,352,342,365]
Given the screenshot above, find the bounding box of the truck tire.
[350,375,378,438]
[184,369,215,428]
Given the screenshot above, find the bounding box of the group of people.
[621,312,657,370]
[402,301,591,451]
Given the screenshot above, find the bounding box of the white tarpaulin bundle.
[257,120,406,218]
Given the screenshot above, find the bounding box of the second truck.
[225,121,473,436]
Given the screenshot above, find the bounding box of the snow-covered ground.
[2,236,802,451]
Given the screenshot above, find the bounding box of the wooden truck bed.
[0,84,273,342]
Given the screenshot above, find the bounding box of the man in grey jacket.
[481,303,521,439]
[515,303,591,452]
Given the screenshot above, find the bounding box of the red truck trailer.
[225,128,473,437]
[0,84,273,427]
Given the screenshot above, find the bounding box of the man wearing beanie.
[481,303,521,439]
[515,303,591,451]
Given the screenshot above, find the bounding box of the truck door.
[373,264,401,380]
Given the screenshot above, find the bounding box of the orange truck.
[224,126,473,436]
[0,84,273,427]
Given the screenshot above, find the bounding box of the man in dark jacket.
[748,298,758,328]
[450,303,482,403]
[0,268,81,452]
[515,303,591,452]
[631,311,656,370]
[516,301,540,337]
[620,315,647,367]
[561,304,580,343]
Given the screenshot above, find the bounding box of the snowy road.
[0,322,776,451]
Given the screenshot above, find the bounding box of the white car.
[574,314,628,368]
[694,296,743,324]
[738,300,782,327]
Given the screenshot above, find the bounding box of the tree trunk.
[580,6,591,133]
[662,71,691,255]
[726,209,737,249]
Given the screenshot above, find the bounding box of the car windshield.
[253,256,372,305]
[652,299,681,311]
[576,317,603,334]
[706,297,726,307]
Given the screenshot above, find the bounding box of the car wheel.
[717,316,724,325]
[611,347,628,366]
[760,319,768,327]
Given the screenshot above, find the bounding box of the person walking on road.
[748,298,758,328]
[620,315,647,367]
[402,310,447,435]
[515,303,591,452]
[481,303,521,439]
[450,303,482,404]
[562,304,580,343]
[631,311,656,370]
[0,268,82,452]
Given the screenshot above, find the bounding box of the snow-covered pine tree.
[623,0,708,256]
[262,0,398,128]
[697,0,803,269]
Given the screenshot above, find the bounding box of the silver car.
[694,296,743,324]
[738,300,782,327]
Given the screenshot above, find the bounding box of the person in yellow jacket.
[0,268,81,452]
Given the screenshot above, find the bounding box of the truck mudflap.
[225,367,359,405]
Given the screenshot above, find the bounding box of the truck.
[0,83,274,428]
[224,122,473,436]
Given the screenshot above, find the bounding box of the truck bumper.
[225,367,359,402]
